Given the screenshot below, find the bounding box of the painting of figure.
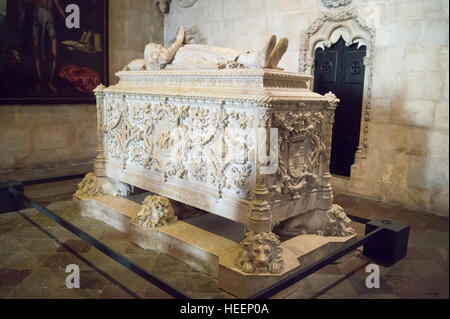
[0,0,108,103]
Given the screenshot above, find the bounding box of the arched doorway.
[313,37,366,176]
[299,11,375,179]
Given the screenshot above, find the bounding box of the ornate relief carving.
[236,232,283,274]
[270,111,327,198]
[176,0,196,8]
[321,0,352,9]
[226,163,252,197]
[75,173,104,197]
[300,11,375,161]
[114,69,312,95]
[132,195,178,228]
[324,204,355,237]
[104,100,255,199]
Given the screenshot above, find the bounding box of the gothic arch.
[299,11,375,164]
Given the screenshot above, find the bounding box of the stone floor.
[0,178,448,299]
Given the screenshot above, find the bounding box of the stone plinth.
[74,194,356,298]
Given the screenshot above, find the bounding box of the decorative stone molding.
[94,84,107,178]
[236,232,283,274]
[324,204,355,237]
[176,0,196,8]
[132,195,178,228]
[75,172,104,197]
[321,0,352,9]
[299,11,375,162]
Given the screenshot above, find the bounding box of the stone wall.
[109,0,164,84]
[164,0,449,215]
[0,0,164,182]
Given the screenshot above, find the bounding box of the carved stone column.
[247,113,273,233]
[320,92,339,205]
[93,84,107,178]
[247,174,272,233]
[236,112,284,275]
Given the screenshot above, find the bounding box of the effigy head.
[237,232,283,274]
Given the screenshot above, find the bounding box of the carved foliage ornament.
[104,100,254,198]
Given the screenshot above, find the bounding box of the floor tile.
[0,268,33,287]
[57,239,92,254]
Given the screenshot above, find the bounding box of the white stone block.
[381,152,409,186]
[433,103,449,129]
[394,0,442,21]
[405,72,441,100]
[404,48,440,72]
[223,0,269,20]
[389,21,423,45]
[391,99,435,128]
[429,191,450,216]
[420,19,449,47]
[427,155,449,191]
[407,153,449,191]
[369,98,392,124]
[427,129,450,157]
[406,126,431,156]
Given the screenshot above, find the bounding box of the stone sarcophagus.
[80,28,355,279]
[94,69,340,232]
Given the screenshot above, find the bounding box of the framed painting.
[0,0,108,104]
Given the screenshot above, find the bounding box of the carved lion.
[236,232,283,274]
[75,172,104,197]
[325,204,355,237]
[132,195,177,228]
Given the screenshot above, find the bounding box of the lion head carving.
[75,172,104,197]
[325,204,355,237]
[132,195,177,228]
[236,232,283,274]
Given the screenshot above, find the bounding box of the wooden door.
[313,37,366,177]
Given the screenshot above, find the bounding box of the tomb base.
[73,194,356,298]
